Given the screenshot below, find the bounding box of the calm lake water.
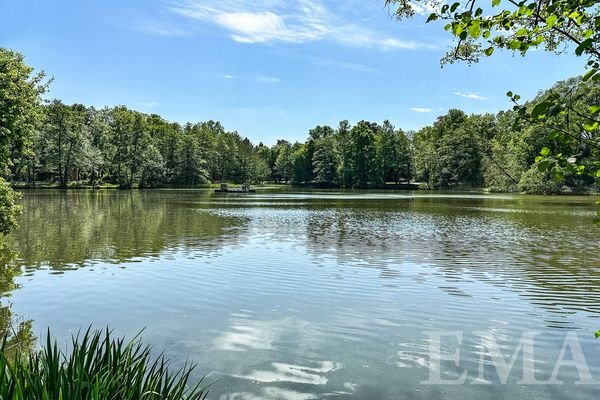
[1,189,600,399]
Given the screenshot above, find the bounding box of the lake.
[1,189,600,399]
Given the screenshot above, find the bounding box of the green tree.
[176,133,208,186]
[336,120,354,187]
[42,102,88,187]
[108,106,134,186]
[256,143,274,181]
[0,49,48,174]
[0,48,48,234]
[273,141,294,183]
[124,113,149,188]
[385,0,600,218]
[304,125,335,183]
[349,121,377,187]
[0,181,22,236]
[80,138,104,186]
[139,144,165,188]
[375,120,412,184]
[313,135,339,185]
[291,143,310,183]
[412,126,438,187]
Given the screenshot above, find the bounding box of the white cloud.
[167,0,436,51]
[411,107,432,113]
[379,38,427,50]
[222,74,235,79]
[453,91,486,100]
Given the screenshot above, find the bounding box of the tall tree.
[313,135,339,185]
[0,48,48,234]
[375,120,412,184]
[273,141,294,183]
[349,121,377,187]
[336,120,354,187]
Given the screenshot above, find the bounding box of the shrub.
[517,167,563,195]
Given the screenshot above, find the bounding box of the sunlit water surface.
[1,189,600,399]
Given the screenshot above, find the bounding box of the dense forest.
[5,77,597,194]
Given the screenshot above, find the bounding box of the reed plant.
[0,327,209,400]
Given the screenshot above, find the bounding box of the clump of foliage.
[0,328,209,400]
[0,48,48,235]
[384,0,600,215]
[517,166,563,194]
[0,179,22,235]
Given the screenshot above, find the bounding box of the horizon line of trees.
[6,78,599,194]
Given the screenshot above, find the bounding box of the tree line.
[413,77,599,194]
[5,80,598,195]
[5,102,412,189]
[2,47,599,201]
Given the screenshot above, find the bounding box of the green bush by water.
[0,328,209,400]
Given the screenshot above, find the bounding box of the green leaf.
[484,47,494,56]
[531,101,551,118]
[469,22,481,38]
[596,330,600,339]
[546,105,562,117]
[450,2,460,12]
[540,147,550,156]
[554,170,564,182]
[506,91,513,97]
[576,38,593,56]
[492,0,501,6]
[590,105,600,115]
[546,15,557,27]
[427,13,438,23]
[583,68,597,81]
[515,28,528,37]
[583,121,599,131]
[453,23,463,36]
[509,40,522,50]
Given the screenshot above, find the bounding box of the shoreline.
[9,182,599,196]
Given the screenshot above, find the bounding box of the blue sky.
[1,0,586,144]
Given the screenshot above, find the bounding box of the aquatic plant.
[0,327,209,400]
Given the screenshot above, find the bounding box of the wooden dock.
[214,188,256,193]
[214,183,255,193]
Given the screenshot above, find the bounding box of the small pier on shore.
[214,183,256,193]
